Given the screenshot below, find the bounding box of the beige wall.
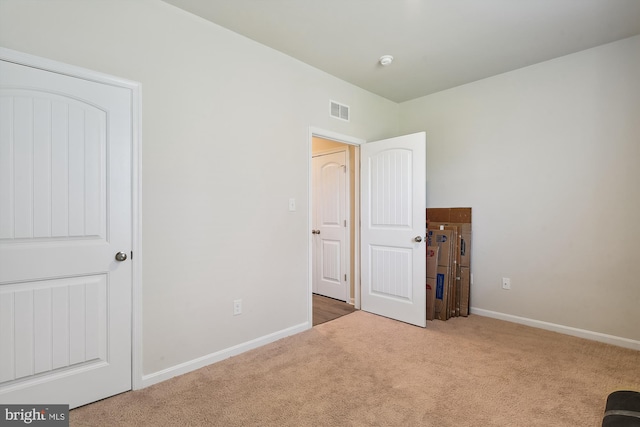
[312,137,347,153]
[0,0,400,376]
[400,35,640,341]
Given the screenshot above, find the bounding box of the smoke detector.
[379,55,394,66]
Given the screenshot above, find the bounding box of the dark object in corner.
[603,391,640,427]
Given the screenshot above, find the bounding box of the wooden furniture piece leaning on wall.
[426,208,472,321]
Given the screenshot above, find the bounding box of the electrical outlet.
[502,277,511,290]
[233,299,242,315]
[288,198,296,212]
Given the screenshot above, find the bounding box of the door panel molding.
[312,150,348,301]
[360,132,426,327]
[0,47,143,398]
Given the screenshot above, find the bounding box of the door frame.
[308,127,364,325]
[0,47,144,391]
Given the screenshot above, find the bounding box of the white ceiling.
[162,0,640,103]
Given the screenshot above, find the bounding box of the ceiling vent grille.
[330,100,350,122]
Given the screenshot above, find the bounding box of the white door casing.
[312,150,348,301]
[0,55,135,408]
[360,132,426,327]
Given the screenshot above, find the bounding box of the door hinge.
[344,220,347,227]
[344,274,347,281]
[130,251,133,260]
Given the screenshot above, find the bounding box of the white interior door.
[312,150,348,301]
[0,58,132,408]
[360,132,426,327]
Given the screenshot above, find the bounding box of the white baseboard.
[141,321,311,388]
[470,307,640,351]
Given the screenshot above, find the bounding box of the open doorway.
[309,129,363,326]
[308,129,427,328]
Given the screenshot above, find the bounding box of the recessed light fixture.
[379,55,394,66]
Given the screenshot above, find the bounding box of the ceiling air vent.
[330,100,350,122]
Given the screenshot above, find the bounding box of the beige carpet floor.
[71,312,640,426]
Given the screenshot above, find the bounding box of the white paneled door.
[0,58,133,407]
[312,151,348,301]
[361,132,426,327]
